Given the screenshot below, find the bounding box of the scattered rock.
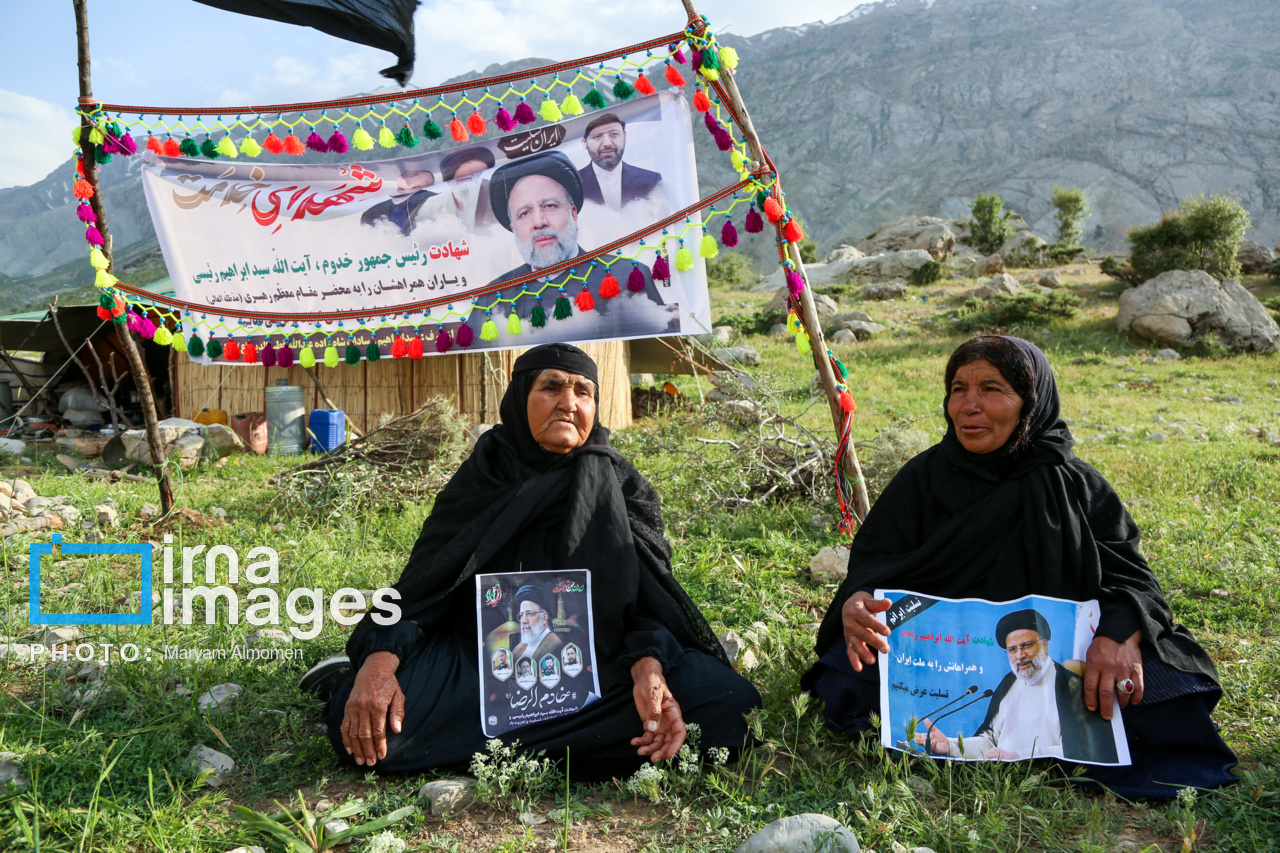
[0,752,28,791]
[53,505,81,525]
[245,629,292,647]
[1155,348,1181,360]
[41,627,81,646]
[843,250,934,281]
[1117,269,1280,352]
[73,660,108,682]
[225,847,266,853]
[272,522,287,533]
[829,311,874,329]
[138,503,160,519]
[822,245,866,264]
[183,744,234,786]
[1148,433,1166,442]
[854,216,957,262]
[322,819,350,835]
[769,323,789,337]
[210,506,227,520]
[712,325,735,346]
[839,320,887,340]
[1038,270,1062,288]
[832,329,856,344]
[313,798,333,814]
[418,778,477,815]
[971,272,1022,300]
[860,281,909,301]
[197,683,244,711]
[1210,589,1230,599]
[733,813,860,853]
[201,424,245,461]
[95,505,119,528]
[0,644,38,663]
[739,649,759,671]
[1236,239,1274,274]
[809,545,851,581]
[713,346,761,367]
[519,812,546,827]
[719,630,744,664]
[970,253,1006,276]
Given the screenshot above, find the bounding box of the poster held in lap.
[876,590,1130,766]
[476,569,600,737]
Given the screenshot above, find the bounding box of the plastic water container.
[308,409,346,454]
[264,382,305,455]
[193,408,228,426]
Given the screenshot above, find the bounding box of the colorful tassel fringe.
[391,335,407,358]
[721,219,739,248]
[260,342,277,367]
[745,205,764,233]
[530,303,547,328]
[628,266,646,292]
[796,331,811,354]
[495,106,516,132]
[300,345,316,368]
[396,125,420,147]
[240,135,262,157]
[456,323,475,348]
[467,111,487,136]
[583,88,608,110]
[553,295,573,320]
[305,130,328,152]
[612,78,634,101]
[378,125,396,148]
[665,65,686,87]
[421,118,443,140]
[205,338,223,360]
[635,74,656,96]
[223,340,240,361]
[653,254,670,281]
[407,336,424,358]
[366,342,381,361]
[693,90,711,112]
[322,344,339,367]
[264,132,285,154]
[575,288,595,311]
[514,101,536,124]
[784,218,805,243]
[599,272,620,298]
[153,326,173,347]
[479,318,499,341]
[764,197,785,223]
[327,130,349,153]
[539,98,563,122]
[284,133,305,155]
[242,341,257,363]
[352,126,374,150]
[435,329,453,354]
[344,344,361,365]
[700,233,719,258]
[179,137,200,157]
[786,268,805,297]
[561,93,583,116]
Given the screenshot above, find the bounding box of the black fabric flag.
[193,0,419,85]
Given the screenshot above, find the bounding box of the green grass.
[1,266,1278,851]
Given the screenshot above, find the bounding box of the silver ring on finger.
[1115,678,1135,696]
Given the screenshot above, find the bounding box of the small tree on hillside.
[1051,185,1090,257]
[1127,193,1251,282]
[970,193,1015,255]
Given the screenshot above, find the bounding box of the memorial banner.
[476,569,600,737]
[876,590,1130,766]
[140,91,709,360]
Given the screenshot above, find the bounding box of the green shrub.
[1051,185,1089,256]
[799,240,818,264]
[1262,295,1280,325]
[909,260,944,286]
[1005,237,1050,270]
[970,193,1016,255]
[1099,255,1141,286]
[1127,194,1251,282]
[706,252,762,290]
[954,290,1083,332]
[715,311,772,336]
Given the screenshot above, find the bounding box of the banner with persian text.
[140,91,709,360]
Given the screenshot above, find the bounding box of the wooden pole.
[678,2,870,523]
[75,0,174,514]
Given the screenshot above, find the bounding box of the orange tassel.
[96,306,111,321]
[283,133,305,155]
[223,340,240,361]
[264,132,285,154]
[575,289,596,312]
[599,273,620,298]
[73,178,94,199]
[76,159,86,178]
[693,90,711,112]
[241,341,257,363]
[449,118,469,142]
[110,296,126,318]
[146,136,164,154]
[467,111,487,136]
[784,218,805,242]
[391,335,407,358]
[635,74,656,95]
[839,389,856,414]
[665,65,686,87]
[763,196,785,223]
[163,137,181,157]
[407,336,424,359]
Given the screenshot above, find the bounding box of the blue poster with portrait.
[875,590,1130,766]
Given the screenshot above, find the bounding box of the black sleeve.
[619,613,687,672]
[344,619,423,671]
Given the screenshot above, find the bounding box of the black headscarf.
[813,336,1217,682]
[349,343,728,667]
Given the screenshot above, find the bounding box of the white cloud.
[0,90,80,189]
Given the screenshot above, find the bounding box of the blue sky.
[0,0,868,189]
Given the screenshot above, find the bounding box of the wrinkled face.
[510,175,579,269]
[583,122,625,170]
[1005,628,1049,682]
[518,600,549,645]
[394,170,434,197]
[527,368,596,454]
[947,359,1024,454]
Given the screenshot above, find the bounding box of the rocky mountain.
[3,0,1277,294]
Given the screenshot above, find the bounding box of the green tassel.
[99,291,115,310]
[422,117,443,140]
[94,144,112,165]
[365,341,381,361]
[539,98,563,122]
[612,78,634,100]
[396,125,420,148]
[179,137,199,157]
[239,135,262,157]
[553,296,573,320]
[530,304,547,328]
[834,358,849,381]
[561,93,583,116]
[200,137,220,159]
[300,345,316,368]
[796,331,811,354]
[480,318,499,340]
[205,338,223,359]
[344,344,361,365]
[352,126,374,150]
[507,312,522,335]
[153,326,172,346]
[583,88,607,110]
[323,344,339,367]
[378,125,396,147]
[755,189,768,209]
[187,334,205,357]
[675,246,695,271]
[216,136,238,157]
[700,233,720,258]
[701,47,721,70]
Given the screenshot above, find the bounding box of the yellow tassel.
[153,326,172,346]
[719,47,739,70]
[72,127,82,144]
[89,248,109,270]
[94,269,117,288]
[539,98,563,122]
[324,344,340,367]
[172,333,186,352]
[561,93,583,116]
[88,126,104,145]
[786,312,801,335]
[239,135,262,157]
[216,136,238,157]
[700,233,719,258]
[480,318,499,340]
[730,150,746,172]
[378,125,396,148]
[352,126,375,150]
[701,67,720,82]
[299,345,316,368]
[507,312,522,335]
[796,330,811,354]
[675,245,694,272]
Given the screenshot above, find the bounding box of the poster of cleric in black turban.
[876,591,1130,766]
[475,570,600,737]
[141,91,709,361]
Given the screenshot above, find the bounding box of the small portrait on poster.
[491,648,512,681]
[476,568,601,737]
[562,642,583,678]
[877,591,1130,766]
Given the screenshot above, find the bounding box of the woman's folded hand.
[842,591,892,672]
[1084,631,1144,720]
[629,656,687,762]
[341,651,405,766]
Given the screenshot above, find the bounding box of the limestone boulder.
[1038,270,1062,288]
[855,216,957,261]
[734,814,861,853]
[1117,269,1279,352]
[860,281,909,301]
[201,424,244,460]
[809,545,850,581]
[842,250,934,281]
[751,262,846,293]
[821,245,866,264]
[1236,240,1274,274]
[970,273,1022,300]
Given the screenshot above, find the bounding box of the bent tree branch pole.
[75,0,173,514]
[678,1,870,524]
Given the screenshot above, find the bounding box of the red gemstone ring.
[1116,678,1135,695]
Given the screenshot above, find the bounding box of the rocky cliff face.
[3,0,1276,286]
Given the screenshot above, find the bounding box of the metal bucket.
[264,382,305,456]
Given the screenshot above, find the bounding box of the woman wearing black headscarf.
[311,343,760,777]
[802,335,1237,799]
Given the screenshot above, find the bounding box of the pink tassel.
[653,255,670,281]
[691,49,703,70]
[327,130,349,153]
[305,130,329,152]
[276,344,295,368]
[435,328,453,353]
[786,268,805,298]
[76,203,96,223]
[513,101,536,125]
[85,226,105,246]
[136,314,157,339]
[495,106,516,132]
[745,206,764,233]
[120,133,137,155]
[126,312,143,333]
[713,127,733,151]
[261,343,277,367]
[721,219,739,248]
[456,323,474,348]
[704,111,719,134]
[628,266,646,292]
[673,47,687,64]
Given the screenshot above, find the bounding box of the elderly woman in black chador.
[802,335,1237,799]
[306,343,760,777]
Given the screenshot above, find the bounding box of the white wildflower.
[708,746,730,766]
[366,830,407,853]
